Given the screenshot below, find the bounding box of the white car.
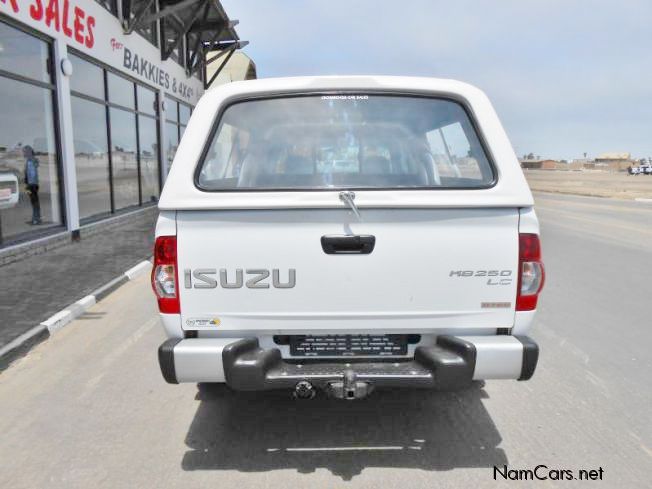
[0,171,19,209]
[152,76,545,400]
[628,163,652,175]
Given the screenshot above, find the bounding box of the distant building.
[519,159,559,170]
[594,152,634,171]
[595,152,631,162]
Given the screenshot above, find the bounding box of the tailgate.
[176,208,519,333]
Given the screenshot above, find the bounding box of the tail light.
[516,233,545,311]
[152,236,180,313]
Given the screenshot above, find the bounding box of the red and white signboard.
[1,0,203,104]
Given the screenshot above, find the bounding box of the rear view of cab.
[152,76,544,399]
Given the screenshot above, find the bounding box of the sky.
[221,0,652,160]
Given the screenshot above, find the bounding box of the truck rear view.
[153,76,544,400]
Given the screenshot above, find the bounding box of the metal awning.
[122,0,248,89]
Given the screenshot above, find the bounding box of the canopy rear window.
[196,95,495,190]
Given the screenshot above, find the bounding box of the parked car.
[628,164,652,175]
[152,76,545,400]
[0,171,19,209]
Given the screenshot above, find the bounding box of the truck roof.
[159,76,534,210]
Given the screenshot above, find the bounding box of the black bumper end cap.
[515,336,539,381]
[158,338,181,384]
[223,338,282,391]
[414,335,477,390]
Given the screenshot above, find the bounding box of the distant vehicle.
[0,171,19,209]
[629,164,652,175]
[153,76,544,400]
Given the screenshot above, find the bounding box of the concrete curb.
[0,259,152,363]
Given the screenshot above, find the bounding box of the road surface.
[1,192,651,488]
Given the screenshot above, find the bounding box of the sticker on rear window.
[320,95,369,100]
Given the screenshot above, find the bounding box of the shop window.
[0,21,62,245]
[137,85,157,116]
[165,121,179,172]
[165,95,179,123]
[163,96,192,172]
[109,108,139,210]
[178,103,190,140]
[71,97,111,220]
[107,71,135,110]
[68,52,161,219]
[138,115,159,202]
[179,104,191,125]
[69,54,104,100]
[0,21,51,83]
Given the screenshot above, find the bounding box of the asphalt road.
[1,192,651,488]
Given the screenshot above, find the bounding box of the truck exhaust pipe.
[293,380,316,400]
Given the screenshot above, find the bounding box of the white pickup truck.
[153,76,544,400]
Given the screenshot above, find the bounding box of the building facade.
[0,0,242,249]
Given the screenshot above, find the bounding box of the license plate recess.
[290,334,408,357]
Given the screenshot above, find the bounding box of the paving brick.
[0,210,157,349]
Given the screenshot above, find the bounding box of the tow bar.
[293,370,374,400]
[325,369,374,400]
[221,337,489,397]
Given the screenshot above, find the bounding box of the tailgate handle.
[321,235,375,255]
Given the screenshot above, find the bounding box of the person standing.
[23,145,41,225]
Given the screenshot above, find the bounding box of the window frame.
[0,20,56,88]
[193,92,498,193]
[164,94,192,149]
[69,93,113,221]
[0,17,66,246]
[68,49,162,221]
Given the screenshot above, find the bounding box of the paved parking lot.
[0,193,650,488]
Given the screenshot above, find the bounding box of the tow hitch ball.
[328,369,373,400]
[293,371,373,400]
